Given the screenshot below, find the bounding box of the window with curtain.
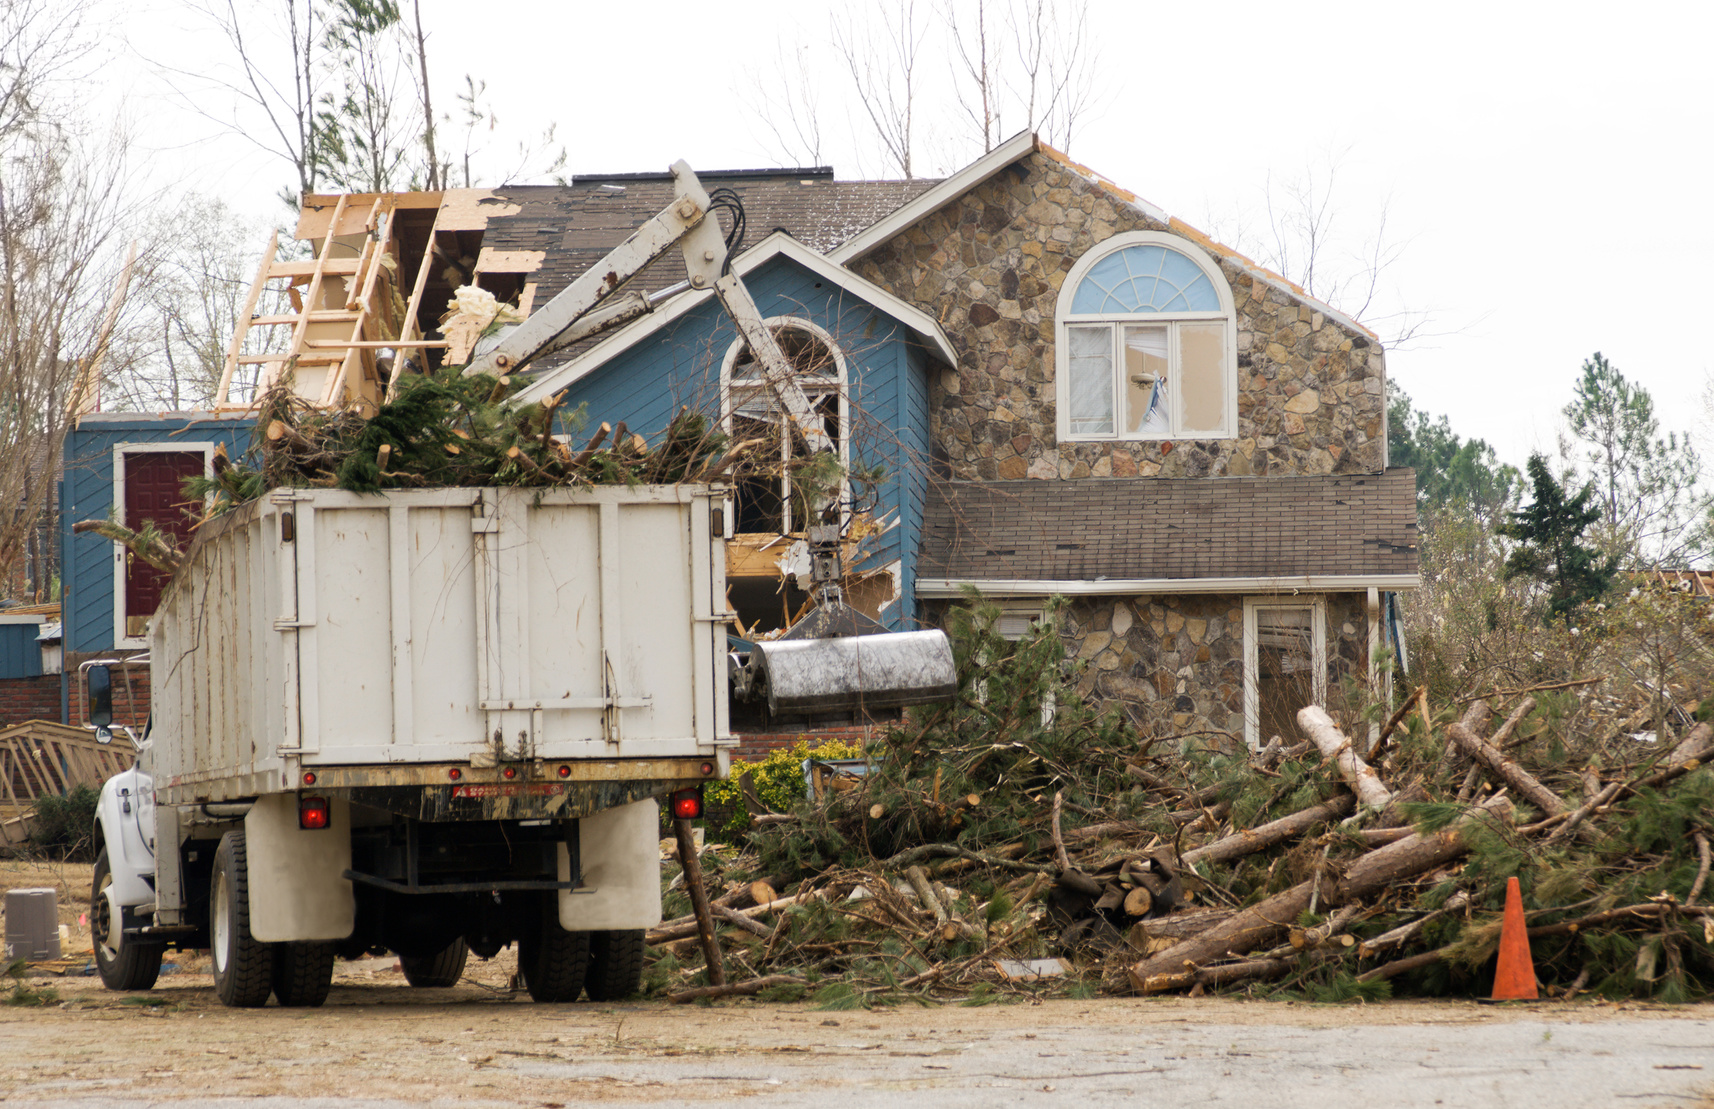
[1057,234,1235,441]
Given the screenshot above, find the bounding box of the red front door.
[122,451,204,638]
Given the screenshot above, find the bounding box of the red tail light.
[299,796,331,830]
[669,787,703,820]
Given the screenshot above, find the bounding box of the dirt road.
[4,961,1713,1109]
[5,861,1714,1108]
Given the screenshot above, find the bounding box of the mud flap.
[557,798,662,931]
[244,794,355,942]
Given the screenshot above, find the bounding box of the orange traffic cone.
[1491,875,1539,1000]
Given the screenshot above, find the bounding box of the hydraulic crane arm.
[461,161,831,455]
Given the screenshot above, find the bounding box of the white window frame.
[112,442,214,649]
[1242,595,1327,750]
[1055,230,1238,443]
[718,316,849,536]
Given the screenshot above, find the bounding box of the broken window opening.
[720,318,847,537]
[1058,233,1235,441]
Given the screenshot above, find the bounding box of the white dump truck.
[87,162,956,1007]
[90,484,729,1005]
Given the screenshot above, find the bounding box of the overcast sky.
[101,0,1713,476]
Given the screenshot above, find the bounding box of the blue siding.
[558,255,943,628]
[0,624,42,678]
[61,413,255,653]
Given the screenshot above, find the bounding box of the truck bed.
[150,485,732,805]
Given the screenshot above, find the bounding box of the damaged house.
[57,131,1417,749]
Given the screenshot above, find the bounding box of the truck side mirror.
[87,665,113,730]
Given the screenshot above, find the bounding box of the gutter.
[914,574,1422,599]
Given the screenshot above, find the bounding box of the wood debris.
[646,604,1714,1006]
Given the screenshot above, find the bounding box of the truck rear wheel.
[583,930,645,1001]
[401,938,469,988]
[272,943,337,1007]
[211,832,273,1007]
[516,894,589,1003]
[91,846,163,991]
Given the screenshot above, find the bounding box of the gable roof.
[828,130,1041,263]
[515,231,957,403]
[917,471,1420,596]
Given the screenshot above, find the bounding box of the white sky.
[96,0,1714,475]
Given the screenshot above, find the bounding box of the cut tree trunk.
[1180,794,1355,867]
[1297,707,1393,812]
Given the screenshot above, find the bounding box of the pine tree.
[1500,454,1616,622]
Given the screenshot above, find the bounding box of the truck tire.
[401,938,468,988]
[272,942,337,1007]
[516,894,589,1003]
[91,846,163,991]
[210,831,273,1007]
[583,930,645,1001]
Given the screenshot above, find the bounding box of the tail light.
[299,796,331,830]
[668,786,703,820]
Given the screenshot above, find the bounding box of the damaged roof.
[917,471,1420,594]
[483,171,938,296]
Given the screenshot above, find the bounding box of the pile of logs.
[650,684,1714,1004]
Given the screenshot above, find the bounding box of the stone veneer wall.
[852,151,1386,482]
[1057,593,1372,748]
[921,593,1372,750]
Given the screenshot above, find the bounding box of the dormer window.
[1055,232,1236,442]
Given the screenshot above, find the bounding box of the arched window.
[719,318,847,535]
[1055,232,1236,441]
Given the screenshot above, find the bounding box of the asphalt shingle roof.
[918,471,1420,583]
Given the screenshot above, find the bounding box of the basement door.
[115,447,210,646]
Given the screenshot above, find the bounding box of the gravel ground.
[6,862,1714,1108]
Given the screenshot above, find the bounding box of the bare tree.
[944,0,1000,154]
[105,199,289,412]
[0,14,149,599]
[832,0,928,178]
[1207,148,1441,351]
[409,0,440,190]
[1001,0,1098,153]
[741,40,826,167]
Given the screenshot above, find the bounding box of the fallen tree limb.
[885,843,1056,874]
[1447,721,1567,816]
[1180,794,1355,867]
[647,890,821,944]
[1356,902,1675,983]
[1128,794,1513,993]
[668,974,806,1004]
[72,519,184,575]
[712,906,772,938]
[1357,891,1471,958]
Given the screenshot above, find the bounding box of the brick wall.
[730,723,883,763]
[0,674,62,726]
[0,665,152,729]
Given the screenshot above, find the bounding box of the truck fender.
[94,767,156,909]
[557,798,663,931]
[243,794,355,943]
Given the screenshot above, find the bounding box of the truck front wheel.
[401,938,468,988]
[583,930,645,1001]
[211,832,273,1007]
[91,846,163,991]
[516,894,589,1003]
